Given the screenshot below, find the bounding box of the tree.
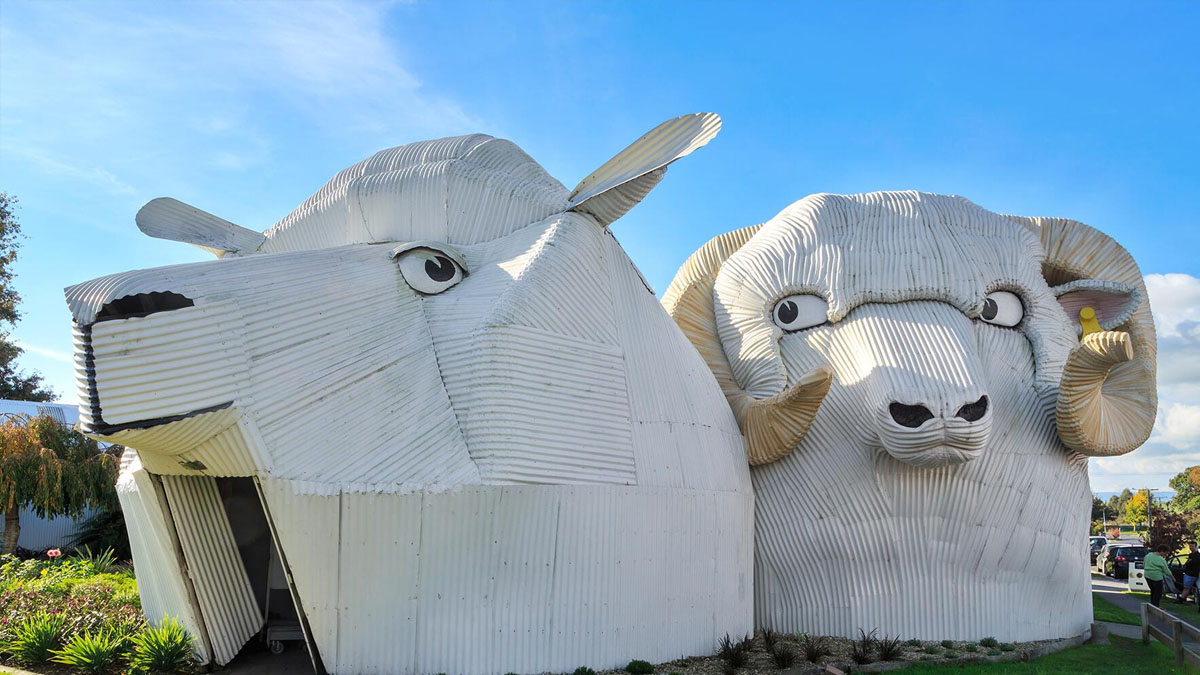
[1148,507,1190,554]
[1169,465,1200,513]
[1126,490,1150,528]
[0,415,119,554]
[1092,497,1115,521]
[0,193,54,402]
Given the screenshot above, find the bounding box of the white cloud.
[1088,273,1200,492]
[14,340,72,364]
[0,0,480,203]
[1146,273,1200,339]
[1155,403,1200,451]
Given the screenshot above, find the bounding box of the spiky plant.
[877,634,904,661]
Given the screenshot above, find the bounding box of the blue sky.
[1,0,1197,491]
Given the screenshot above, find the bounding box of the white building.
[0,399,96,552]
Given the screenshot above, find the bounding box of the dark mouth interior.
[96,291,194,322]
[86,401,234,436]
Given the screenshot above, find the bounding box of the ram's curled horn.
[1006,215,1158,456]
[662,225,834,465]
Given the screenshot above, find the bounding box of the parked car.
[1100,544,1148,579]
[1090,536,1108,565]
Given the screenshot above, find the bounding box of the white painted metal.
[66,115,753,673]
[1129,562,1150,592]
[115,451,210,664]
[664,191,1156,642]
[159,476,263,665]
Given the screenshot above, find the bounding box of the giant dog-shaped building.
[65,115,754,673]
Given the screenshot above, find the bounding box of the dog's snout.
[94,291,194,323]
[955,395,989,422]
[889,402,935,428]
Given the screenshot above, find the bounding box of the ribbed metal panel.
[160,476,262,665]
[114,456,209,664]
[0,506,93,550]
[263,481,751,675]
[90,303,245,424]
[260,136,569,254]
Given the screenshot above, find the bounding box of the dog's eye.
[396,248,465,295]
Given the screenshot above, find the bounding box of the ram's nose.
[888,395,989,428]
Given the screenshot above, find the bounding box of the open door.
[157,475,322,672]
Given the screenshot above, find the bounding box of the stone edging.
[780,630,1090,673]
[1,630,1093,675]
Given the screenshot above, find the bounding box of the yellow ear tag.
[1080,306,1102,337]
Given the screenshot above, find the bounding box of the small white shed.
[0,399,95,551]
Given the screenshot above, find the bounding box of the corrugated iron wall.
[0,506,94,551]
[115,453,211,664]
[263,479,752,675]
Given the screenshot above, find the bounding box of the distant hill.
[1095,490,1176,501]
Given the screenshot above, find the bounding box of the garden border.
[777,629,1091,673]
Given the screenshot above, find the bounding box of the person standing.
[1181,542,1200,604]
[1145,545,1173,607]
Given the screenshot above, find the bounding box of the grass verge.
[1093,592,1141,625]
[893,635,1192,673]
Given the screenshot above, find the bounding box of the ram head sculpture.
[64,115,754,674]
[664,190,1155,641]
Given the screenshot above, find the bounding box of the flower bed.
[0,551,196,674]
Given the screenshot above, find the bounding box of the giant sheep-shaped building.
[664,191,1156,641]
[64,115,754,674]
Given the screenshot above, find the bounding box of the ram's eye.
[980,290,1024,327]
[772,294,828,332]
[395,248,465,295]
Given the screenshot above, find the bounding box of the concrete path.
[1092,572,1200,630]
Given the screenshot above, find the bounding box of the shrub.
[5,612,66,664]
[905,638,922,647]
[625,659,654,674]
[51,629,127,674]
[796,633,831,662]
[72,547,121,575]
[770,644,796,668]
[940,639,954,649]
[129,617,197,673]
[70,507,132,562]
[987,648,1002,656]
[945,650,960,658]
[574,667,596,675]
[850,628,877,664]
[716,633,750,667]
[979,636,999,648]
[999,643,1016,652]
[878,634,904,660]
[759,627,779,650]
[923,644,941,654]
[963,643,979,652]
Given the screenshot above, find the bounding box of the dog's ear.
[568,113,721,227]
[137,198,265,257]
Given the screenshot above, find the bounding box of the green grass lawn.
[894,635,1195,673]
[1094,592,1142,625]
